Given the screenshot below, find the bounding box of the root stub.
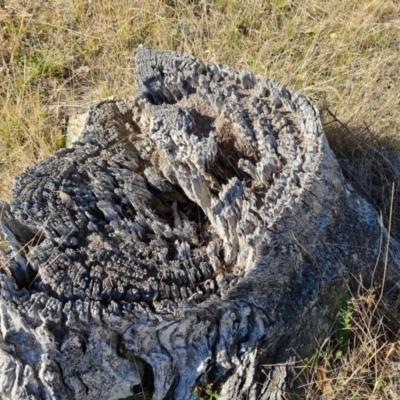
[0,47,398,400]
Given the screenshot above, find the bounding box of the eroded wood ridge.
[0,47,398,400]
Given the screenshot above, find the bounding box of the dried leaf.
[315,365,333,395]
[385,342,397,362]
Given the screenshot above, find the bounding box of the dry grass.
[1,0,400,398]
[1,0,399,199]
[299,283,400,400]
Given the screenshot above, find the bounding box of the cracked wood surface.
[0,46,399,400]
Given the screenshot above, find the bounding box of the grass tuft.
[301,283,400,399]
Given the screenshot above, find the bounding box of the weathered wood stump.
[1,47,399,400]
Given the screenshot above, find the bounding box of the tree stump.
[0,46,399,400]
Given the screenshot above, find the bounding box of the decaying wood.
[0,46,399,400]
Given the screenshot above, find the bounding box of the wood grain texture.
[0,46,399,400]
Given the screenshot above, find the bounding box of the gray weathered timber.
[0,46,399,400]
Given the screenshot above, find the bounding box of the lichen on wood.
[0,46,399,400]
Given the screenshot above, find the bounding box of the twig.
[373,182,395,312]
